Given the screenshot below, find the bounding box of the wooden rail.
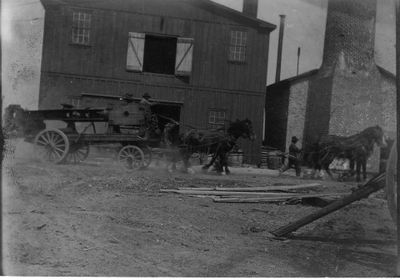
[271,173,386,237]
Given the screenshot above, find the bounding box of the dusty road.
[2,140,397,276]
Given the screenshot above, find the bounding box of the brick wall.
[303,75,334,147]
[381,75,396,140]
[285,80,309,152]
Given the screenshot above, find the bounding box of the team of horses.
[163,119,387,181]
[162,118,255,174]
[303,125,387,182]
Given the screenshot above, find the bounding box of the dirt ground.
[2,139,397,277]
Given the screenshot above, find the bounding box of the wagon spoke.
[53,146,65,154]
[53,136,65,145]
[120,150,129,157]
[36,139,48,146]
[53,149,63,160]
[42,132,51,144]
[49,132,57,144]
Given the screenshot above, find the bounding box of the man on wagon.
[139,93,159,138]
[280,136,302,176]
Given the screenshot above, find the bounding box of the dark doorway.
[152,103,181,132]
[143,35,177,75]
[265,83,290,152]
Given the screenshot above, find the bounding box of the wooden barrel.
[385,141,397,224]
[228,151,243,167]
[267,156,282,170]
[260,148,269,167]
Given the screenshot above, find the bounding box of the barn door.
[175,37,194,76]
[126,32,145,71]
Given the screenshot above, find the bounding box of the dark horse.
[305,125,387,182]
[163,119,255,174]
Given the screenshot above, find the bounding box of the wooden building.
[38,0,275,164]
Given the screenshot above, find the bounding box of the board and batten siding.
[40,4,269,93]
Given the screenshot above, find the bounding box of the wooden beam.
[213,193,344,203]
[270,173,385,237]
[179,183,323,192]
[161,189,301,196]
[160,189,336,197]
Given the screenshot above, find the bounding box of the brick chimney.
[304,0,383,151]
[320,0,377,74]
[242,0,258,18]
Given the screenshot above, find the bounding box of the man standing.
[280,136,302,176]
[139,93,158,138]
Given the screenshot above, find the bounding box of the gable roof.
[267,69,319,89]
[40,0,276,33]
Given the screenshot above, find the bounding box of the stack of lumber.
[160,183,348,203]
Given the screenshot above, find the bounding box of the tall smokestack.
[275,14,286,83]
[320,0,377,73]
[242,0,258,18]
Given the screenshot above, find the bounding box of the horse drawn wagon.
[5,93,256,174]
[4,93,171,169]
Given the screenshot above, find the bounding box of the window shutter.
[126,32,145,71]
[175,37,194,76]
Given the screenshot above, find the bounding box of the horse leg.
[349,159,355,177]
[323,162,335,180]
[221,153,230,175]
[166,151,177,172]
[224,160,231,174]
[356,160,361,182]
[362,159,367,181]
[184,155,195,174]
[325,168,334,180]
[202,152,217,171]
[217,153,225,174]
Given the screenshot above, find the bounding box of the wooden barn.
[38,0,276,164]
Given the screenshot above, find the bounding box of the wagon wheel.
[65,143,90,164]
[141,146,152,168]
[118,145,145,170]
[386,141,397,223]
[34,128,70,164]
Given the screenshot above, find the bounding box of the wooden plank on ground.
[161,189,347,199]
[178,183,323,192]
[160,189,296,196]
[212,193,346,203]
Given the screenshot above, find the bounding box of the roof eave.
[189,0,276,32]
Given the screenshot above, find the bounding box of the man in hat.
[280,136,302,176]
[139,93,159,138]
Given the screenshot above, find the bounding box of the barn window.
[229,30,247,62]
[208,110,226,129]
[72,11,91,45]
[126,33,193,76]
